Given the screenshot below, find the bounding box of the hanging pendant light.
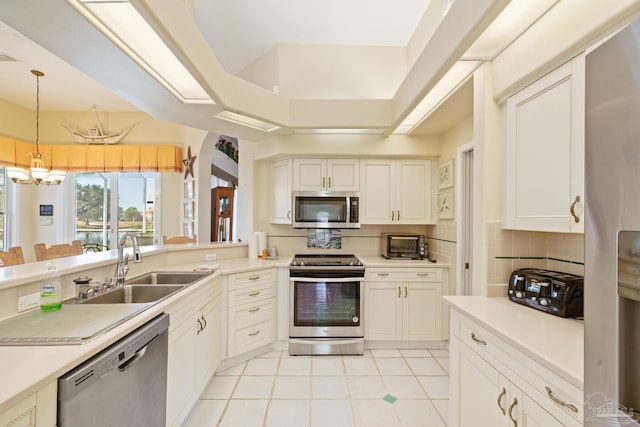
[7,70,65,185]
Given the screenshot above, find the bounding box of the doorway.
[457,143,474,296]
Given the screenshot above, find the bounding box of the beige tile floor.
[182,348,450,427]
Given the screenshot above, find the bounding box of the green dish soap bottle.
[40,262,62,312]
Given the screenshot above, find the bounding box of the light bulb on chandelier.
[6,70,65,185]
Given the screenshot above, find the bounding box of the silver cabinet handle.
[570,195,581,223]
[201,315,207,330]
[391,210,394,221]
[404,286,408,298]
[471,332,487,346]
[497,387,506,415]
[508,397,518,426]
[287,210,291,220]
[545,386,578,413]
[196,317,203,334]
[377,272,389,277]
[397,210,400,221]
[249,307,260,313]
[249,276,260,281]
[323,177,326,188]
[328,177,332,188]
[249,291,261,296]
[249,330,261,337]
[398,286,401,298]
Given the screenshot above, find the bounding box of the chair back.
[163,235,197,244]
[0,246,25,267]
[34,240,83,261]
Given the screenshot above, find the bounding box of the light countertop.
[444,296,584,388]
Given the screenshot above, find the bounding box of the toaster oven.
[508,268,584,318]
[381,234,427,260]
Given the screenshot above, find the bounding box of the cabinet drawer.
[231,298,276,327]
[227,268,277,291]
[366,268,442,282]
[230,318,275,356]
[453,312,583,424]
[228,280,276,307]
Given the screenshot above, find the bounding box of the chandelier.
[7,70,65,185]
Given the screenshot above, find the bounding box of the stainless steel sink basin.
[79,285,184,304]
[126,271,210,286]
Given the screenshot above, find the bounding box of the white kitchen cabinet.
[227,268,277,357]
[450,309,582,426]
[270,159,292,224]
[360,159,435,224]
[365,268,442,341]
[293,158,359,191]
[0,380,56,427]
[166,275,222,427]
[504,53,585,233]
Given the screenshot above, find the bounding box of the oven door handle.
[290,277,361,283]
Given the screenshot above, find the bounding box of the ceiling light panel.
[69,0,214,104]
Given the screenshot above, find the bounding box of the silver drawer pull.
[249,276,261,281]
[249,291,261,297]
[508,397,518,426]
[497,387,506,415]
[377,272,389,277]
[471,332,487,346]
[545,386,578,413]
[249,307,260,313]
[416,273,431,277]
[249,330,261,337]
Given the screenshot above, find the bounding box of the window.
[75,172,158,250]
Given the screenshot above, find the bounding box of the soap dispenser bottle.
[40,262,62,312]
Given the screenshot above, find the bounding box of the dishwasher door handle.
[118,342,151,372]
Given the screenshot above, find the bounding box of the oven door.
[289,277,364,338]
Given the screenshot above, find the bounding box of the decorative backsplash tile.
[307,229,342,249]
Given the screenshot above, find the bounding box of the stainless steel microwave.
[292,191,360,229]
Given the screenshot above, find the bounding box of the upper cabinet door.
[360,159,435,225]
[293,158,359,191]
[504,54,585,233]
[270,159,292,224]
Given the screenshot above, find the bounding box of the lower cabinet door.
[520,391,565,427]
[364,282,402,340]
[452,339,507,427]
[403,283,441,340]
[166,316,197,427]
[196,296,221,391]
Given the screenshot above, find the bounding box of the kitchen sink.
[126,271,210,286]
[79,285,185,304]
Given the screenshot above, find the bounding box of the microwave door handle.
[290,277,360,283]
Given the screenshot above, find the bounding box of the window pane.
[75,172,112,250]
[118,172,156,247]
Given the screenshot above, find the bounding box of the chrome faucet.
[113,232,143,286]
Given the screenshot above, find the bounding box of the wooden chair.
[163,235,197,244]
[0,246,25,267]
[34,240,83,261]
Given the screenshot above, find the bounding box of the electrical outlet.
[205,253,217,261]
[18,292,41,312]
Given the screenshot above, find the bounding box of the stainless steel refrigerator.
[585,17,640,426]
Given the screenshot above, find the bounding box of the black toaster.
[508,268,584,318]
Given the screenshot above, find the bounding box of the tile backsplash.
[487,221,584,284]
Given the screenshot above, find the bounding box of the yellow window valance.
[0,137,183,173]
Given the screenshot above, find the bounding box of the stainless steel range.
[289,254,365,355]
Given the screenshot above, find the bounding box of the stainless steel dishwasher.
[58,313,170,427]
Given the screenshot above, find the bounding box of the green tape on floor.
[383,394,397,404]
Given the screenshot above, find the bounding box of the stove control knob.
[539,298,549,306]
[349,260,354,266]
[300,261,305,266]
[508,289,514,295]
[531,296,537,301]
[515,291,523,298]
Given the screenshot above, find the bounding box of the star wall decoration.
[183,146,197,179]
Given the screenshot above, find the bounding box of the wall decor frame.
[438,190,455,220]
[439,159,454,189]
[183,201,194,220]
[184,180,193,199]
